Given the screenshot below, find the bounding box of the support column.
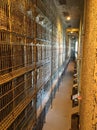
[80,0,97,130]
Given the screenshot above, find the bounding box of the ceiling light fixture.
[67,16,71,20]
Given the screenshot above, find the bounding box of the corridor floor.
[43,62,75,130]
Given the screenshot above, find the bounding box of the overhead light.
[66,16,71,20]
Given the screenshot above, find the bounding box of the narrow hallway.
[43,62,75,130]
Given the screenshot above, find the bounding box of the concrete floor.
[43,62,74,130]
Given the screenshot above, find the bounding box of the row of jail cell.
[0,71,35,122]
[36,23,52,41]
[0,44,34,75]
[0,0,9,29]
[36,63,51,89]
[7,100,36,130]
[36,44,51,62]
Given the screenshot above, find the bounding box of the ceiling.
[54,0,84,29]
